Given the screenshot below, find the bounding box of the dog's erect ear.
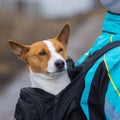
[8,40,30,61]
[57,24,70,47]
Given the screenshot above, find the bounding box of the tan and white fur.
[8,24,71,95]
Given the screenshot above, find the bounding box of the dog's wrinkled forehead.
[29,39,65,55]
[43,39,65,60]
[44,40,61,55]
[43,40,56,54]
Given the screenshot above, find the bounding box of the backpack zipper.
[55,95,59,103]
[52,94,60,120]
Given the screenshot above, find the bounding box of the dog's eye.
[39,51,46,56]
[58,48,63,52]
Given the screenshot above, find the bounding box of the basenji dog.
[8,24,71,95]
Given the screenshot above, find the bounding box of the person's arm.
[99,0,120,14]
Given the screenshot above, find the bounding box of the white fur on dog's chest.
[29,68,70,95]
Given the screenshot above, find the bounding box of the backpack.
[14,42,120,120]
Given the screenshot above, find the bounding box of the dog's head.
[8,24,70,74]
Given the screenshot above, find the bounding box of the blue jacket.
[76,12,120,120]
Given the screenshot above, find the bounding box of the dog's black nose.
[55,59,65,69]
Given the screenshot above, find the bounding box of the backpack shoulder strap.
[69,41,120,80]
[84,41,120,70]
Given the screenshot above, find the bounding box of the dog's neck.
[29,68,70,95]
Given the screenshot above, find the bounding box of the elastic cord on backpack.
[104,54,120,96]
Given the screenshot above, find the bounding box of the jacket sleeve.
[99,0,120,14]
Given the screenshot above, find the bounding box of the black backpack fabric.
[14,42,120,120]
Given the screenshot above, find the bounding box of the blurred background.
[0,0,106,119]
